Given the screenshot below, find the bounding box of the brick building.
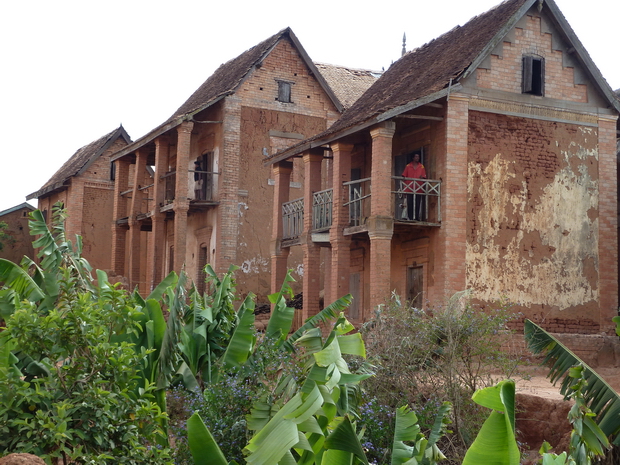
[109,29,375,297]
[267,0,620,334]
[0,203,35,264]
[27,126,131,272]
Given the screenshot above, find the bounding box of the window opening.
[276,80,293,103]
[522,56,544,96]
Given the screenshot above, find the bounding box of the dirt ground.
[515,365,620,400]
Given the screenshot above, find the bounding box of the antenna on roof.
[402,32,407,57]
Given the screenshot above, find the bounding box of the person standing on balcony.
[194,160,203,200]
[402,153,426,221]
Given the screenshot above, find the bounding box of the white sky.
[1,0,618,213]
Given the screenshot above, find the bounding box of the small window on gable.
[276,80,293,103]
[522,55,544,96]
[110,160,116,181]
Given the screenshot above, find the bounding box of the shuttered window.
[522,56,544,96]
[276,80,293,103]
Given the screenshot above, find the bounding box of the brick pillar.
[438,94,468,299]
[128,148,147,289]
[65,181,84,242]
[329,142,353,306]
[215,97,241,275]
[368,122,396,314]
[597,116,618,332]
[270,161,293,295]
[174,121,194,272]
[147,135,169,290]
[111,158,130,276]
[300,149,324,326]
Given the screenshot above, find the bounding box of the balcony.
[161,169,219,212]
[282,197,304,242]
[312,188,332,232]
[343,176,441,233]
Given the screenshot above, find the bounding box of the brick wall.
[476,11,587,103]
[0,207,35,263]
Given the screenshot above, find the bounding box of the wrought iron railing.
[312,188,332,231]
[282,197,304,240]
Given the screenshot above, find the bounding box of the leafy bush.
[169,334,305,463]
[361,292,523,463]
[0,206,171,463]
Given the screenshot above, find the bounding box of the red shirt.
[402,162,426,192]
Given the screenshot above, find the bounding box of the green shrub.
[0,278,171,463]
[361,293,524,463]
[168,335,304,464]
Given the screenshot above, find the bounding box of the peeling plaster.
[240,256,269,274]
[238,202,249,218]
[467,149,598,310]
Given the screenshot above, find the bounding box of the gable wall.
[476,10,587,103]
[180,39,340,300]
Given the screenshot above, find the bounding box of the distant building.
[27,126,131,272]
[0,203,35,264]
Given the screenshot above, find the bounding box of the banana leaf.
[462,380,519,465]
[524,319,620,445]
[187,412,230,465]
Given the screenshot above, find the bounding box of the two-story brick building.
[267,0,620,333]
[109,28,376,297]
[27,126,131,272]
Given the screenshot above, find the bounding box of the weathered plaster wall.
[467,111,600,326]
[238,106,326,299]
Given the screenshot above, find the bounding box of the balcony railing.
[283,197,304,240]
[312,188,332,232]
[163,171,176,204]
[392,176,441,224]
[190,169,218,202]
[161,170,220,206]
[343,178,371,227]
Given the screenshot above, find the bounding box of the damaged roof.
[113,28,342,160]
[27,126,131,200]
[314,63,380,110]
[267,0,620,164]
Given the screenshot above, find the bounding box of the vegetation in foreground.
[1,204,620,464]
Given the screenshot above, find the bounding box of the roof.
[0,202,36,218]
[267,0,620,164]
[112,28,343,161]
[27,126,131,200]
[314,63,380,110]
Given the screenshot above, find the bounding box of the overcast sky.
[1,0,618,213]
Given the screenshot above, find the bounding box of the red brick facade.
[109,34,341,298]
[269,1,619,336]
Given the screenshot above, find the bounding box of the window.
[276,80,293,103]
[522,55,544,96]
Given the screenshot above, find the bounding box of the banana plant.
[186,312,370,464]
[0,205,89,319]
[462,380,520,465]
[524,319,620,445]
[391,403,451,465]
